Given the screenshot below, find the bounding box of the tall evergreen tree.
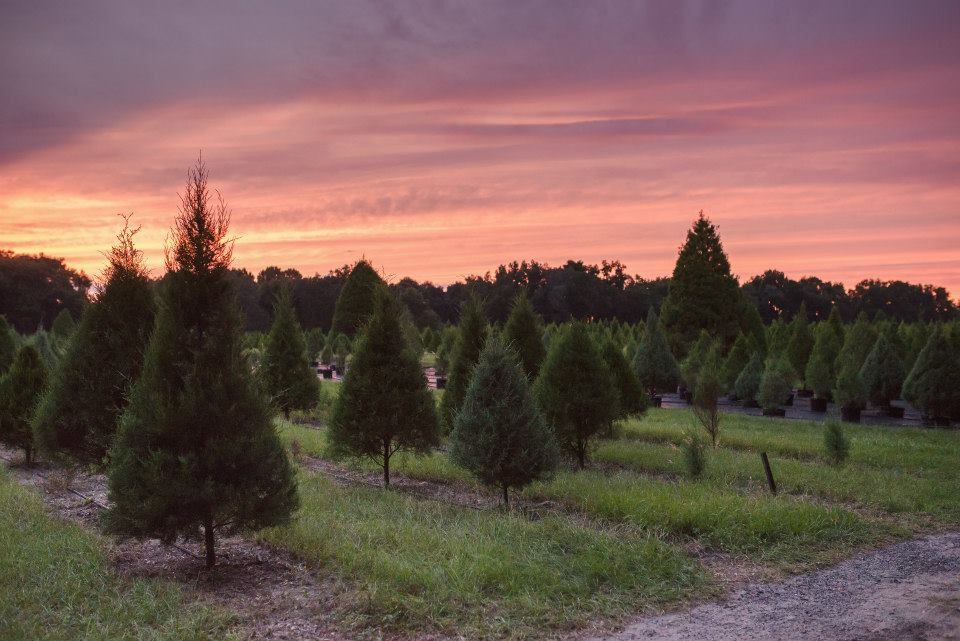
[660,212,743,352]
[450,337,558,506]
[260,286,319,419]
[33,218,156,466]
[328,289,439,486]
[440,296,488,430]
[535,323,616,468]
[51,308,76,344]
[503,292,545,379]
[838,313,878,372]
[601,338,648,426]
[787,302,815,387]
[859,333,906,410]
[0,317,15,374]
[105,160,298,569]
[0,344,46,464]
[721,333,753,394]
[805,320,844,399]
[329,259,386,338]
[903,326,960,421]
[632,308,680,396]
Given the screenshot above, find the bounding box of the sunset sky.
[2,1,959,295]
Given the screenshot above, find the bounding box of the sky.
[2,0,959,295]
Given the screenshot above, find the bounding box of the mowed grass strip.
[622,409,960,479]
[258,473,706,640]
[527,470,888,568]
[0,470,233,641]
[593,438,960,524]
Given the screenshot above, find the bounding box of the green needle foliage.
[681,430,707,478]
[903,326,960,421]
[260,286,320,419]
[680,330,713,393]
[330,259,386,339]
[440,295,488,430]
[535,323,616,468]
[721,332,753,395]
[758,354,794,413]
[838,313,878,372]
[823,420,850,466]
[734,350,764,405]
[692,357,722,446]
[834,359,867,413]
[450,336,558,507]
[632,308,680,396]
[51,308,76,344]
[105,160,298,569]
[601,338,648,426]
[859,333,906,409]
[806,321,844,399]
[503,292,545,379]
[660,212,743,351]
[33,218,156,467]
[0,344,46,464]
[0,317,16,374]
[786,303,815,386]
[328,288,439,486]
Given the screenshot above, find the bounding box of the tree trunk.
[576,442,586,469]
[502,484,509,509]
[204,520,216,569]
[283,407,290,421]
[24,445,32,466]
[383,438,390,488]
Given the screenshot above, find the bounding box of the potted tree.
[834,360,867,423]
[632,309,680,407]
[758,355,792,417]
[903,327,960,427]
[860,334,906,418]
[735,351,764,409]
[805,351,832,412]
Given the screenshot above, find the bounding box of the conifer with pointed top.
[0,317,15,374]
[859,333,906,410]
[503,292,545,379]
[601,338,647,427]
[632,308,680,396]
[33,217,156,466]
[328,288,439,486]
[735,350,764,405]
[260,285,319,419]
[450,336,558,507]
[0,344,46,464]
[787,303,815,387]
[330,259,386,338]
[440,296,488,430]
[903,326,960,422]
[105,159,297,569]
[721,333,753,395]
[535,323,616,468]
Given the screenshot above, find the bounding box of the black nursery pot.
[651,395,663,408]
[321,368,333,379]
[762,407,786,417]
[784,394,795,407]
[810,397,828,412]
[885,406,905,419]
[841,406,861,423]
[796,389,814,398]
[743,399,760,409]
[922,415,951,428]
[435,376,447,390]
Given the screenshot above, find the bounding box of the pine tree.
[693,355,722,446]
[835,357,867,414]
[0,317,15,374]
[260,286,319,419]
[330,259,386,339]
[450,336,558,506]
[535,323,616,468]
[838,313,878,372]
[601,338,648,427]
[33,218,156,466]
[440,296,488,430]
[328,289,439,486]
[51,308,77,344]
[435,325,458,376]
[0,345,47,464]
[735,351,764,405]
[333,333,351,371]
[105,159,297,569]
[680,330,713,393]
[30,330,61,371]
[721,333,753,395]
[766,320,791,356]
[632,308,680,396]
[902,326,960,421]
[304,327,325,362]
[503,292,545,379]
[786,303,815,387]
[660,212,743,352]
[758,354,794,413]
[805,321,844,399]
[859,333,906,409]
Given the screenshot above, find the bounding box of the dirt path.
[587,531,960,641]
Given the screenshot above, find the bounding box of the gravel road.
[588,531,960,641]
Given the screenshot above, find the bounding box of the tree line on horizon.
[1,240,956,337]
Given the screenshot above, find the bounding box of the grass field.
[0,469,233,641]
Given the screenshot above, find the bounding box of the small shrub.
[681,430,707,479]
[823,420,850,465]
[693,361,722,447]
[735,351,764,404]
[758,355,794,412]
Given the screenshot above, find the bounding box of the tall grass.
[259,473,706,639]
[0,471,233,641]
